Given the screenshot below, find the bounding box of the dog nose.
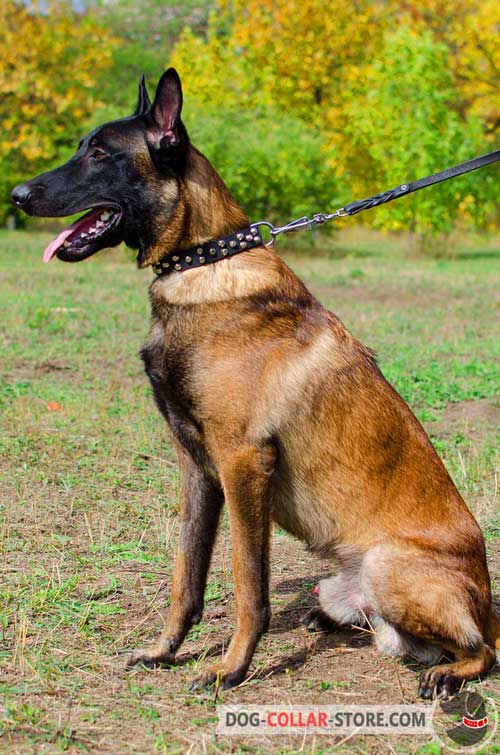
[11,183,33,207]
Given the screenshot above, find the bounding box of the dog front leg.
[127,444,223,668]
[189,445,272,690]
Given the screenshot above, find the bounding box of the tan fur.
[154,246,282,304]
[129,142,499,697]
[139,148,248,268]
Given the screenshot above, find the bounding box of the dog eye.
[89,148,108,161]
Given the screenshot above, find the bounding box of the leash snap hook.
[250,220,278,246]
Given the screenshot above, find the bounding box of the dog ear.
[150,68,183,148]
[135,74,151,116]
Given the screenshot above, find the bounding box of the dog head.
[11,69,190,266]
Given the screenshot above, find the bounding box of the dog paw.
[301,607,338,633]
[188,663,245,692]
[126,646,175,670]
[418,667,460,700]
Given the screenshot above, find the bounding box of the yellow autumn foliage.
[0,1,118,221]
[171,0,498,235]
[393,0,500,128]
[2,0,497,235]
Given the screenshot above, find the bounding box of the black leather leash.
[344,149,500,216]
[154,149,499,276]
[252,148,500,244]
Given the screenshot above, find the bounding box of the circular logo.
[432,689,498,753]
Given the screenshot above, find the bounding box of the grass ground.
[1,228,499,754]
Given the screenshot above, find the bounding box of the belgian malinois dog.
[12,69,499,698]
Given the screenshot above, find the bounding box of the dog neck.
[150,242,284,305]
[143,146,285,306]
[138,147,249,268]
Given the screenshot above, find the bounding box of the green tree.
[94,0,214,120]
[171,2,497,243]
[185,101,339,223]
[339,27,494,246]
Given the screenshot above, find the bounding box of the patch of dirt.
[426,397,499,443]
[35,360,74,373]
[3,521,500,753]
[4,358,76,380]
[310,282,444,311]
[113,533,500,753]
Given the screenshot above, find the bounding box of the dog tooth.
[100,211,111,220]
[63,241,70,248]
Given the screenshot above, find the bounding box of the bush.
[341,27,496,238]
[185,100,340,225]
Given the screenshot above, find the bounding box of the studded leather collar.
[152,225,263,277]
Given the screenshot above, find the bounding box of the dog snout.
[11,182,45,212]
[11,182,33,207]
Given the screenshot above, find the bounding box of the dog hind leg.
[361,545,496,699]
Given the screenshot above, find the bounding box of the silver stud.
[185,256,192,263]
[172,255,179,262]
[221,249,228,256]
[163,261,170,268]
[175,263,181,271]
[251,227,258,235]
[246,234,252,241]
[209,248,216,255]
[199,256,205,263]
[218,240,226,247]
[229,240,237,248]
[196,247,203,254]
[240,241,247,249]
[236,233,244,240]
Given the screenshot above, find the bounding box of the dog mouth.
[43,206,123,264]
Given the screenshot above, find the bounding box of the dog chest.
[141,323,213,472]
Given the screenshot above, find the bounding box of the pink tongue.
[42,210,99,263]
[43,225,76,263]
